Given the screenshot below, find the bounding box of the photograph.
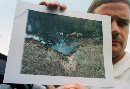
[4,1,114,87]
[21,10,105,78]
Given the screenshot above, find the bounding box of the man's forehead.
[94,2,130,20]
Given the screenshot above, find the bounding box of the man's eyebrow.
[119,18,130,23]
[112,16,130,23]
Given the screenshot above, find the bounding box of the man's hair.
[87,0,130,13]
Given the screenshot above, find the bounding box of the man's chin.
[112,47,121,57]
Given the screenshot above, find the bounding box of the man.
[40,0,130,89]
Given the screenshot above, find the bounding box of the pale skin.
[94,2,130,64]
[40,1,130,89]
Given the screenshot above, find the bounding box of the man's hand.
[45,83,87,89]
[39,1,67,10]
[45,85,56,89]
[57,83,87,89]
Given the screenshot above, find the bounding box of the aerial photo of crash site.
[21,10,105,78]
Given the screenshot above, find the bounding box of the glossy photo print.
[4,1,114,87]
[21,10,105,78]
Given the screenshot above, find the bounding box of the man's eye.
[117,19,129,27]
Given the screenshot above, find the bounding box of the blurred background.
[0,0,130,55]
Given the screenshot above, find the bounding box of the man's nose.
[111,21,120,38]
[111,21,120,35]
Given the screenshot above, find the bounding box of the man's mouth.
[112,40,120,45]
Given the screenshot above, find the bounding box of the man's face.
[94,2,130,57]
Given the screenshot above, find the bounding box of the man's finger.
[59,4,67,10]
[39,1,66,11]
[57,83,87,89]
[39,1,47,6]
[47,2,60,9]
